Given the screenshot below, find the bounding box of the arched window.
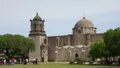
[78,30,81,34]
[34,23,36,31]
[44,39,47,43]
[75,53,78,58]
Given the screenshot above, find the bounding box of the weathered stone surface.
[29,14,103,62]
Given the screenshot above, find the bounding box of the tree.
[103,27,120,59]
[89,40,109,60]
[113,27,120,56]
[89,27,120,62]
[20,37,35,58]
[0,34,35,60]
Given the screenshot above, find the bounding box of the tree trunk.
[113,56,115,62]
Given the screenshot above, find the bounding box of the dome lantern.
[33,13,42,21]
[83,17,86,19]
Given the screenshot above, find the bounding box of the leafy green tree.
[20,37,35,58]
[89,40,109,60]
[0,34,35,60]
[113,27,120,56]
[103,27,120,59]
[103,29,115,57]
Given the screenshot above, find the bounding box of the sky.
[0,0,120,37]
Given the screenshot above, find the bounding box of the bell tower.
[29,13,48,62]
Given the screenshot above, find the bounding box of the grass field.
[0,62,120,68]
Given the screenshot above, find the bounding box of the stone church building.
[29,13,103,62]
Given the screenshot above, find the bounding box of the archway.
[75,53,79,59]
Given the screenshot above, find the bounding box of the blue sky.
[0,0,120,37]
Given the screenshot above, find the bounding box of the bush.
[69,60,74,64]
[69,58,75,64]
[76,58,85,64]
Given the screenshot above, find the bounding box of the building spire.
[83,17,86,19]
[83,13,86,19]
[36,10,39,16]
[36,12,38,16]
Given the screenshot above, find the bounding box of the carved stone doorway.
[75,53,79,60]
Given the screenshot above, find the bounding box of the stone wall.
[74,34,86,45]
[91,33,103,42]
[47,37,56,61]
[29,35,48,62]
[29,36,41,61]
[48,35,70,61]
[54,45,90,62]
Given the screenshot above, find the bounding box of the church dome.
[33,13,42,21]
[74,17,94,28]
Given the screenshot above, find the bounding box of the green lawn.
[0,62,119,68]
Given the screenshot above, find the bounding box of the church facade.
[29,13,103,62]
